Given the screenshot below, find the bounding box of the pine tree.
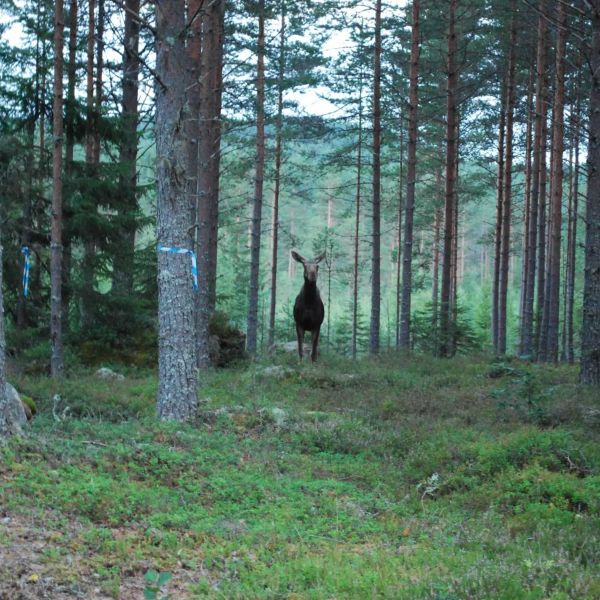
[155,0,199,419]
[581,0,600,385]
[369,0,382,355]
[398,0,420,352]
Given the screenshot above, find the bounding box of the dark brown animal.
[291,250,325,362]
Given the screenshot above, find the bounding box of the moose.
[291,250,326,362]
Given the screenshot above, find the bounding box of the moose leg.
[311,326,320,363]
[296,324,305,360]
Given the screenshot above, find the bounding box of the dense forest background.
[0,0,597,389]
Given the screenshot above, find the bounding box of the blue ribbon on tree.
[157,246,198,290]
[21,246,30,297]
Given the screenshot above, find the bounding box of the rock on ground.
[94,368,125,381]
[1,383,28,436]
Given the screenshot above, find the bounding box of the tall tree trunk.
[246,0,266,355]
[562,122,574,361]
[206,1,225,313]
[17,119,35,329]
[187,0,208,367]
[580,1,600,385]
[566,71,581,364]
[519,63,534,354]
[451,118,460,341]
[0,225,11,437]
[113,0,140,297]
[439,0,458,358]
[268,4,285,349]
[369,0,382,355]
[395,113,404,350]
[498,8,518,355]
[62,0,78,331]
[398,0,420,351]
[51,0,65,377]
[542,1,566,362]
[492,78,507,353]
[521,2,547,358]
[155,0,199,419]
[535,80,549,357]
[352,73,364,360]
[432,203,441,332]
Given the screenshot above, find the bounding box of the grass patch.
[1,354,599,598]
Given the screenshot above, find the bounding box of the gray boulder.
[1,383,27,436]
[95,367,125,381]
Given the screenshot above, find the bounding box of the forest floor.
[1,353,599,599]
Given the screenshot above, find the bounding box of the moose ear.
[313,252,326,264]
[291,250,306,264]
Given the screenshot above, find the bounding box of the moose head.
[291,251,326,284]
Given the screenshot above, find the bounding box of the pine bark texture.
[352,76,363,359]
[155,0,199,419]
[541,0,566,362]
[0,228,10,437]
[581,1,600,385]
[492,78,507,353]
[50,0,65,377]
[566,73,581,364]
[398,0,420,351]
[268,5,285,349]
[519,64,534,354]
[439,0,458,357]
[369,0,382,355]
[498,10,518,355]
[521,0,547,358]
[247,0,266,355]
[395,115,404,350]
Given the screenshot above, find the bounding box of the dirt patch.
[0,512,207,599]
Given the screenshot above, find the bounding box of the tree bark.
[439,0,458,358]
[369,0,382,355]
[395,112,404,351]
[535,77,549,357]
[155,0,199,419]
[112,0,140,297]
[352,69,364,360]
[566,70,581,364]
[522,0,547,359]
[541,0,566,362]
[398,0,420,351]
[0,225,10,438]
[206,0,225,314]
[246,0,266,355]
[580,0,600,385]
[492,77,507,353]
[498,8,518,355]
[51,0,65,377]
[62,0,78,329]
[268,4,285,349]
[519,63,534,354]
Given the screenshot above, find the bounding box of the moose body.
[292,251,325,362]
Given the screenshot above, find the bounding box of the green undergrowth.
[1,354,599,598]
